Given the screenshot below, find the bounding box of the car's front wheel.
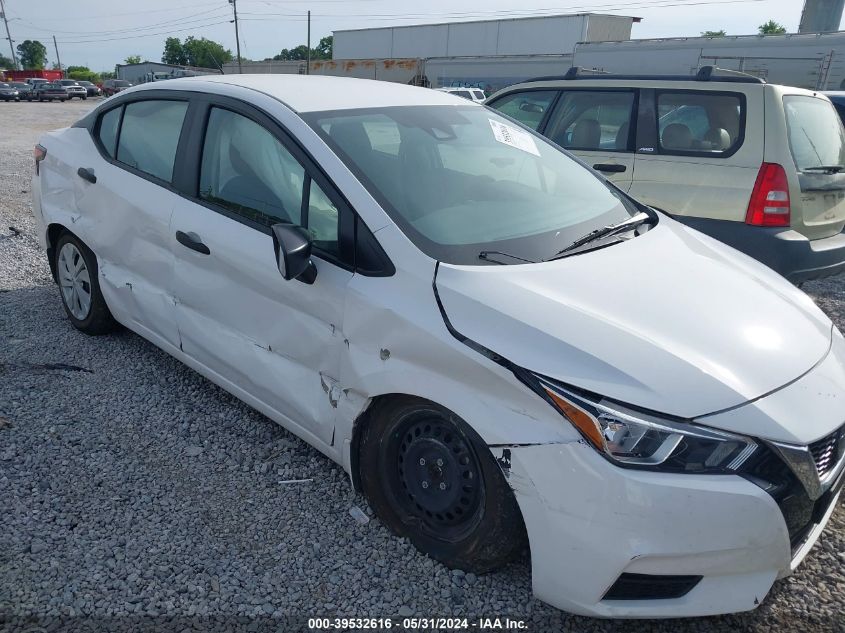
[54,232,118,335]
[359,397,527,573]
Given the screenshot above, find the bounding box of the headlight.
[537,377,757,473]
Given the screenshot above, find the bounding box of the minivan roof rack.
[524,65,766,84]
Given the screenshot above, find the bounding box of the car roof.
[123,74,478,113]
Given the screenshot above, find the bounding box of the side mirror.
[271,223,317,284]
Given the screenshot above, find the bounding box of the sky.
[0,0,831,71]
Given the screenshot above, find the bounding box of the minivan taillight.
[746,163,791,227]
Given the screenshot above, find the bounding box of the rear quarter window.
[97,107,122,158]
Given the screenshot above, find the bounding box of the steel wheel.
[58,242,92,320]
[359,397,527,573]
[391,413,484,541]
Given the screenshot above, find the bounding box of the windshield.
[784,95,845,171]
[114,80,131,87]
[305,105,637,264]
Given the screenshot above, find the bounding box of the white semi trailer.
[572,32,845,90]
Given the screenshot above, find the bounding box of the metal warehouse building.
[331,13,640,59]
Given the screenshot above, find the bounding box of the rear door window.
[487,90,556,130]
[116,100,188,182]
[656,92,743,156]
[545,90,636,151]
[783,95,845,171]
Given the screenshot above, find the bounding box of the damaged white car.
[32,75,845,618]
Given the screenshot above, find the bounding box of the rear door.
[69,97,190,349]
[541,89,637,190]
[169,98,355,446]
[628,87,761,221]
[780,93,845,240]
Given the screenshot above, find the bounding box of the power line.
[237,0,767,20]
[55,20,232,44]
[6,2,226,22]
[16,7,230,37]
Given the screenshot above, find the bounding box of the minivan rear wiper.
[804,165,845,174]
[544,211,653,262]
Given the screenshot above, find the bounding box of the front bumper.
[504,440,839,618]
[675,216,845,283]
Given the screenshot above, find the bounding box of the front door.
[170,103,354,446]
[542,89,638,191]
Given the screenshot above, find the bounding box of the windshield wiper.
[478,250,536,265]
[804,165,845,174]
[544,212,653,262]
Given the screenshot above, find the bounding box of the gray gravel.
[1,100,843,632]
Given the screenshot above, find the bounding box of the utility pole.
[53,35,62,75]
[228,0,242,73]
[306,10,311,75]
[0,0,17,69]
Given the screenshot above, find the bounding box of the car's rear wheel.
[54,233,118,335]
[359,397,526,573]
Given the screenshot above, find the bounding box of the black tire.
[53,232,118,335]
[359,397,527,573]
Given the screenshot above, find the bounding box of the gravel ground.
[0,99,843,633]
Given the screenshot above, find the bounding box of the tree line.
[1,35,333,78]
[701,20,787,37]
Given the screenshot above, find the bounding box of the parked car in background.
[436,86,486,102]
[487,67,845,283]
[102,79,132,96]
[0,82,20,101]
[32,75,845,618]
[32,82,68,102]
[9,82,34,101]
[75,80,102,98]
[57,79,88,100]
[26,78,48,89]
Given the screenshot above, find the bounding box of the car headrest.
[329,121,372,158]
[571,118,601,149]
[661,123,693,150]
[704,127,732,151]
[615,122,630,150]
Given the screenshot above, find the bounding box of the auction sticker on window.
[489,119,540,157]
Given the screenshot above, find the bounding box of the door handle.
[77,167,97,184]
[175,231,211,255]
[593,163,627,174]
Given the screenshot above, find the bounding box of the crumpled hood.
[436,218,833,419]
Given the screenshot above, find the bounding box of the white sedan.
[32,75,845,618]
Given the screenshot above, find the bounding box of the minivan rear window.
[783,95,845,172]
